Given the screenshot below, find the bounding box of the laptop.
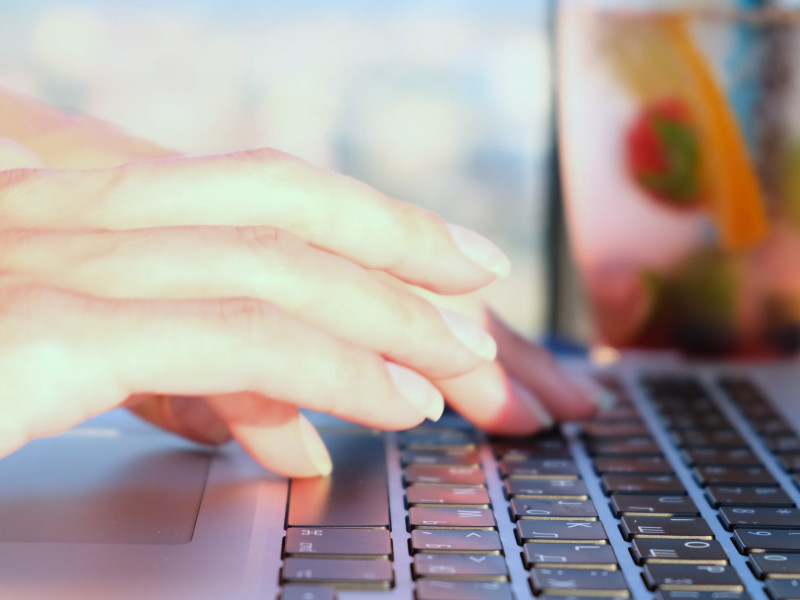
[2,350,800,599]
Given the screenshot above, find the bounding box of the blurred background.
[0,0,571,339]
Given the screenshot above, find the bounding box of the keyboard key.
[281,585,337,600]
[404,465,486,486]
[510,498,597,521]
[664,413,730,430]
[619,516,714,541]
[673,430,747,449]
[516,520,608,544]
[719,507,800,530]
[587,437,662,456]
[284,528,392,558]
[409,507,495,529]
[778,454,800,473]
[602,474,687,495]
[406,484,490,506]
[642,564,744,593]
[411,529,502,554]
[750,552,800,579]
[581,422,651,438]
[610,494,699,517]
[706,486,794,508]
[523,542,618,569]
[287,433,389,527]
[630,538,728,566]
[505,477,589,499]
[401,449,481,466]
[414,579,513,600]
[594,456,673,475]
[281,558,393,589]
[733,528,800,554]
[498,458,580,479]
[683,447,762,467]
[491,436,570,459]
[655,593,751,600]
[766,436,800,454]
[694,466,778,487]
[529,568,630,598]
[400,429,475,450]
[412,553,508,581]
[765,579,800,600]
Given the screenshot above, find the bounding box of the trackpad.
[0,433,211,544]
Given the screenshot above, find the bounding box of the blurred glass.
[0,0,555,336]
[559,0,800,356]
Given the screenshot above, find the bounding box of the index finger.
[0,149,510,294]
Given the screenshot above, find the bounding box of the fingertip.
[446,224,511,279]
[298,415,333,476]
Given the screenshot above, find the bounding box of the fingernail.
[385,362,445,422]
[171,396,232,445]
[447,223,511,278]
[438,307,497,361]
[511,380,554,429]
[298,416,333,476]
[573,376,617,411]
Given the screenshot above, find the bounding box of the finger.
[204,393,332,478]
[0,283,444,453]
[437,361,554,435]
[0,226,496,379]
[125,394,232,445]
[0,150,510,293]
[487,310,614,421]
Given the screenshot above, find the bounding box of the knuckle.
[215,296,274,341]
[230,147,298,166]
[234,225,294,254]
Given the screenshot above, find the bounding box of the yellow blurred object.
[602,13,768,250]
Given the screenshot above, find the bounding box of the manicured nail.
[511,380,554,429]
[438,307,497,361]
[385,362,445,422]
[298,416,333,476]
[447,223,511,278]
[171,396,232,445]
[573,376,617,411]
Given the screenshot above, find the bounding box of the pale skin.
[0,91,611,478]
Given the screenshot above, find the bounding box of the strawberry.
[626,98,702,208]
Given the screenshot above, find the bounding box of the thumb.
[0,137,47,170]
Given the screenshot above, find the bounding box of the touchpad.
[0,432,211,544]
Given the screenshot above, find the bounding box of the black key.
[517,520,608,544]
[655,592,751,600]
[664,413,730,430]
[630,538,728,565]
[505,477,588,499]
[400,429,475,450]
[587,437,662,456]
[510,498,597,521]
[779,454,800,473]
[409,507,495,529]
[733,528,800,553]
[581,422,651,438]
[281,558,393,589]
[411,529,502,554]
[491,436,570,459]
[752,418,794,437]
[414,579,513,600]
[610,494,699,517]
[706,486,794,508]
[284,528,391,558]
[287,433,388,527]
[591,405,640,422]
[415,580,513,600]
[405,465,486,485]
[767,436,800,454]
[765,579,800,600]
[401,449,481,466]
[673,430,747,449]
[694,466,778,487]
[594,456,673,475]
[523,543,618,569]
[499,458,580,478]
[719,507,800,530]
[619,516,714,541]
[683,447,762,467]
[412,553,508,581]
[750,552,800,579]
[530,568,630,598]
[406,484,490,506]
[602,474,687,495]
[281,585,337,600]
[642,564,744,592]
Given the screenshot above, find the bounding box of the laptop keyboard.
[279,374,800,599]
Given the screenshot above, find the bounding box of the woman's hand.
[0,93,611,478]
